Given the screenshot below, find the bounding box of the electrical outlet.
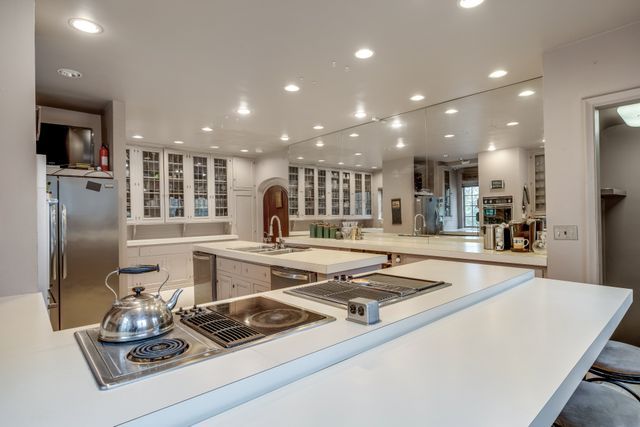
[554,225,578,240]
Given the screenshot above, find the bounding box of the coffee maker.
[509,219,544,252]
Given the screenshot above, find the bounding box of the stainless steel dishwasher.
[193,251,216,303]
[270,266,317,290]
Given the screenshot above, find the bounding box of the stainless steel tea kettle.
[98,265,182,342]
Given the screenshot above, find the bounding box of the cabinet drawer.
[241,262,270,282]
[140,244,192,257]
[252,281,270,294]
[217,257,241,274]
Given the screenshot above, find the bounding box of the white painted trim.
[582,86,640,284]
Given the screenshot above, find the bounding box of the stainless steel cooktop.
[75,296,335,389]
[285,273,452,307]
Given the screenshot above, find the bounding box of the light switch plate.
[554,225,578,240]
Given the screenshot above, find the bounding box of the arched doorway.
[263,185,289,242]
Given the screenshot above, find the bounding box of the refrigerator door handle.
[49,200,58,281]
[61,204,67,279]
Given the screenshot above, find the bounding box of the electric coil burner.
[75,295,335,390]
[127,338,189,363]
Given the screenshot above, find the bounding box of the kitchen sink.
[229,246,309,255]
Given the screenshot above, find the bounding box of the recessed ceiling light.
[68,18,103,34]
[132,134,144,139]
[459,0,485,8]
[338,162,345,166]
[297,156,304,160]
[355,164,362,167]
[444,134,455,138]
[173,140,184,144]
[255,148,263,153]
[443,154,449,158]
[488,145,496,152]
[313,124,324,130]
[519,90,535,97]
[410,94,425,101]
[355,152,362,156]
[542,138,546,143]
[506,121,519,127]
[201,126,213,132]
[354,48,374,59]
[240,149,249,153]
[349,133,359,138]
[617,103,640,127]
[391,120,402,129]
[396,138,406,148]
[489,69,508,79]
[210,145,219,149]
[445,108,458,115]
[316,140,324,147]
[354,110,367,119]
[57,68,82,79]
[318,159,325,163]
[237,106,251,115]
[284,84,300,92]
[371,166,377,169]
[280,134,289,141]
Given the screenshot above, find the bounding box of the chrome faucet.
[268,215,285,249]
[413,214,426,236]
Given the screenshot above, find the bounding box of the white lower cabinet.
[126,244,194,293]
[216,257,271,300]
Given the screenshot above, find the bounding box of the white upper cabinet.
[288,164,372,219]
[127,145,231,224]
[127,146,164,224]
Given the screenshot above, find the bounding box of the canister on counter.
[323,224,331,238]
[309,223,317,238]
[315,223,325,238]
[329,226,337,239]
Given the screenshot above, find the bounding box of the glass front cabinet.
[127,146,231,224]
[288,165,372,219]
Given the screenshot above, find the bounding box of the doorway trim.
[583,86,640,284]
[256,177,289,239]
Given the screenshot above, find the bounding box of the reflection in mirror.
[287,78,545,238]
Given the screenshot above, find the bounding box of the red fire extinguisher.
[100,145,109,171]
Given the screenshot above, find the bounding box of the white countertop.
[0,261,535,426]
[288,233,547,267]
[127,234,238,247]
[200,278,631,427]
[193,240,388,275]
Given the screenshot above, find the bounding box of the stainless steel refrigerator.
[47,176,119,330]
[414,194,444,235]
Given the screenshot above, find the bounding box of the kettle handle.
[119,264,160,275]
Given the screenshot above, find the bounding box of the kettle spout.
[165,288,183,310]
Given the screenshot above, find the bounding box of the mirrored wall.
[287,78,545,235]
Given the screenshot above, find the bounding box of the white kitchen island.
[0,261,629,426]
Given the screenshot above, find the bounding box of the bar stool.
[589,340,640,402]
[554,381,640,427]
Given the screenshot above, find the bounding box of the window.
[463,186,479,228]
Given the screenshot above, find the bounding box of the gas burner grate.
[181,311,264,348]
[127,338,189,363]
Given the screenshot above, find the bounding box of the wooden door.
[263,185,289,241]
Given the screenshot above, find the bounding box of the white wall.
[543,22,640,282]
[0,0,38,297]
[382,157,414,234]
[254,151,289,238]
[478,147,529,223]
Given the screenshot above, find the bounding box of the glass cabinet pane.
[364,174,372,216]
[288,166,299,216]
[167,153,185,219]
[214,158,228,217]
[193,155,209,218]
[534,154,546,212]
[125,148,131,219]
[141,150,161,219]
[342,172,351,216]
[355,173,363,215]
[304,168,315,216]
[331,171,340,215]
[318,170,326,216]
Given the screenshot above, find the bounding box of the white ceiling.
[289,78,544,170]
[35,1,640,156]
